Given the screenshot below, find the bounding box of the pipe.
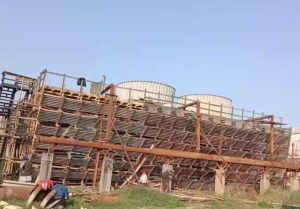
[39,136,300,171]
[101,84,115,95]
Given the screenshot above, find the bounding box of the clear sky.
[0,1,299,127]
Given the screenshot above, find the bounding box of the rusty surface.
[39,136,299,171]
[92,118,103,189]
[0,183,34,200]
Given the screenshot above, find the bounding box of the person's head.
[22,155,29,161]
[142,171,146,175]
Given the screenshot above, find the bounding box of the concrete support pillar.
[36,152,53,183]
[289,175,299,191]
[260,172,270,194]
[99,156,114,193]
[215,167,225,196]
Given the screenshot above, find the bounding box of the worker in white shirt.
[139,171,149,186]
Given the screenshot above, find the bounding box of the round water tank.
[116,81,176,103]
[289,127,300,159]
[180,94,233,118]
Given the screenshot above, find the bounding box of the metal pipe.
[39,136,300,171]
[100,84,115,95]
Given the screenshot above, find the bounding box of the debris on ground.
[0,201,22,209]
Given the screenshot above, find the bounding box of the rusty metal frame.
[177,101,201,151]
[103,84,116,143]
[0,70,292,190]
[244,114,278,160]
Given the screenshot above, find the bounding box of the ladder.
[0,71,36,183]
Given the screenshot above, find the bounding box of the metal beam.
[243,115,273,122]
[177,101,198,110]
[39,136,300,171]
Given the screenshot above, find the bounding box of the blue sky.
[0,1,299,127]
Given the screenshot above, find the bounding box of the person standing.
[161,159,174,193]
[19,155,33,182]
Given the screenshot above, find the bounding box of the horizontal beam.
[243,115,273,122]
[177,101,198,110]
[39,136,300,171]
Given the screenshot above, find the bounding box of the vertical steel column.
[103,84,116,143]
[196,101,201,151]
[270,115,274,160]
[62,74,66,91]
[93,118,103,189]
[241,108,244,120]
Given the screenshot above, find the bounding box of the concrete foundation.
[289,176,299,191]
[99,156,114,193]
[260,172,270,194]
[215,168,225,196]
[36,152,53,183]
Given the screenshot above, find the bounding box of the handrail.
[37,70,284,125]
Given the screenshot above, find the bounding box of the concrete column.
[36,152,53,183]
[99,156,114,193]
[215,167,225,196]
[260,172,270,194]
[289,175,299,191]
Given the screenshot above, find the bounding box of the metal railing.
[37,70,283,125]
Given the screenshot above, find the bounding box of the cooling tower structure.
[116,81,176,103]
[180,94,233,118]
[0,70,294,194]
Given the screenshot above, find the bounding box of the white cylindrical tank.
[289,127,300,159]
[116,81,176,103]
[180,94,233,118]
